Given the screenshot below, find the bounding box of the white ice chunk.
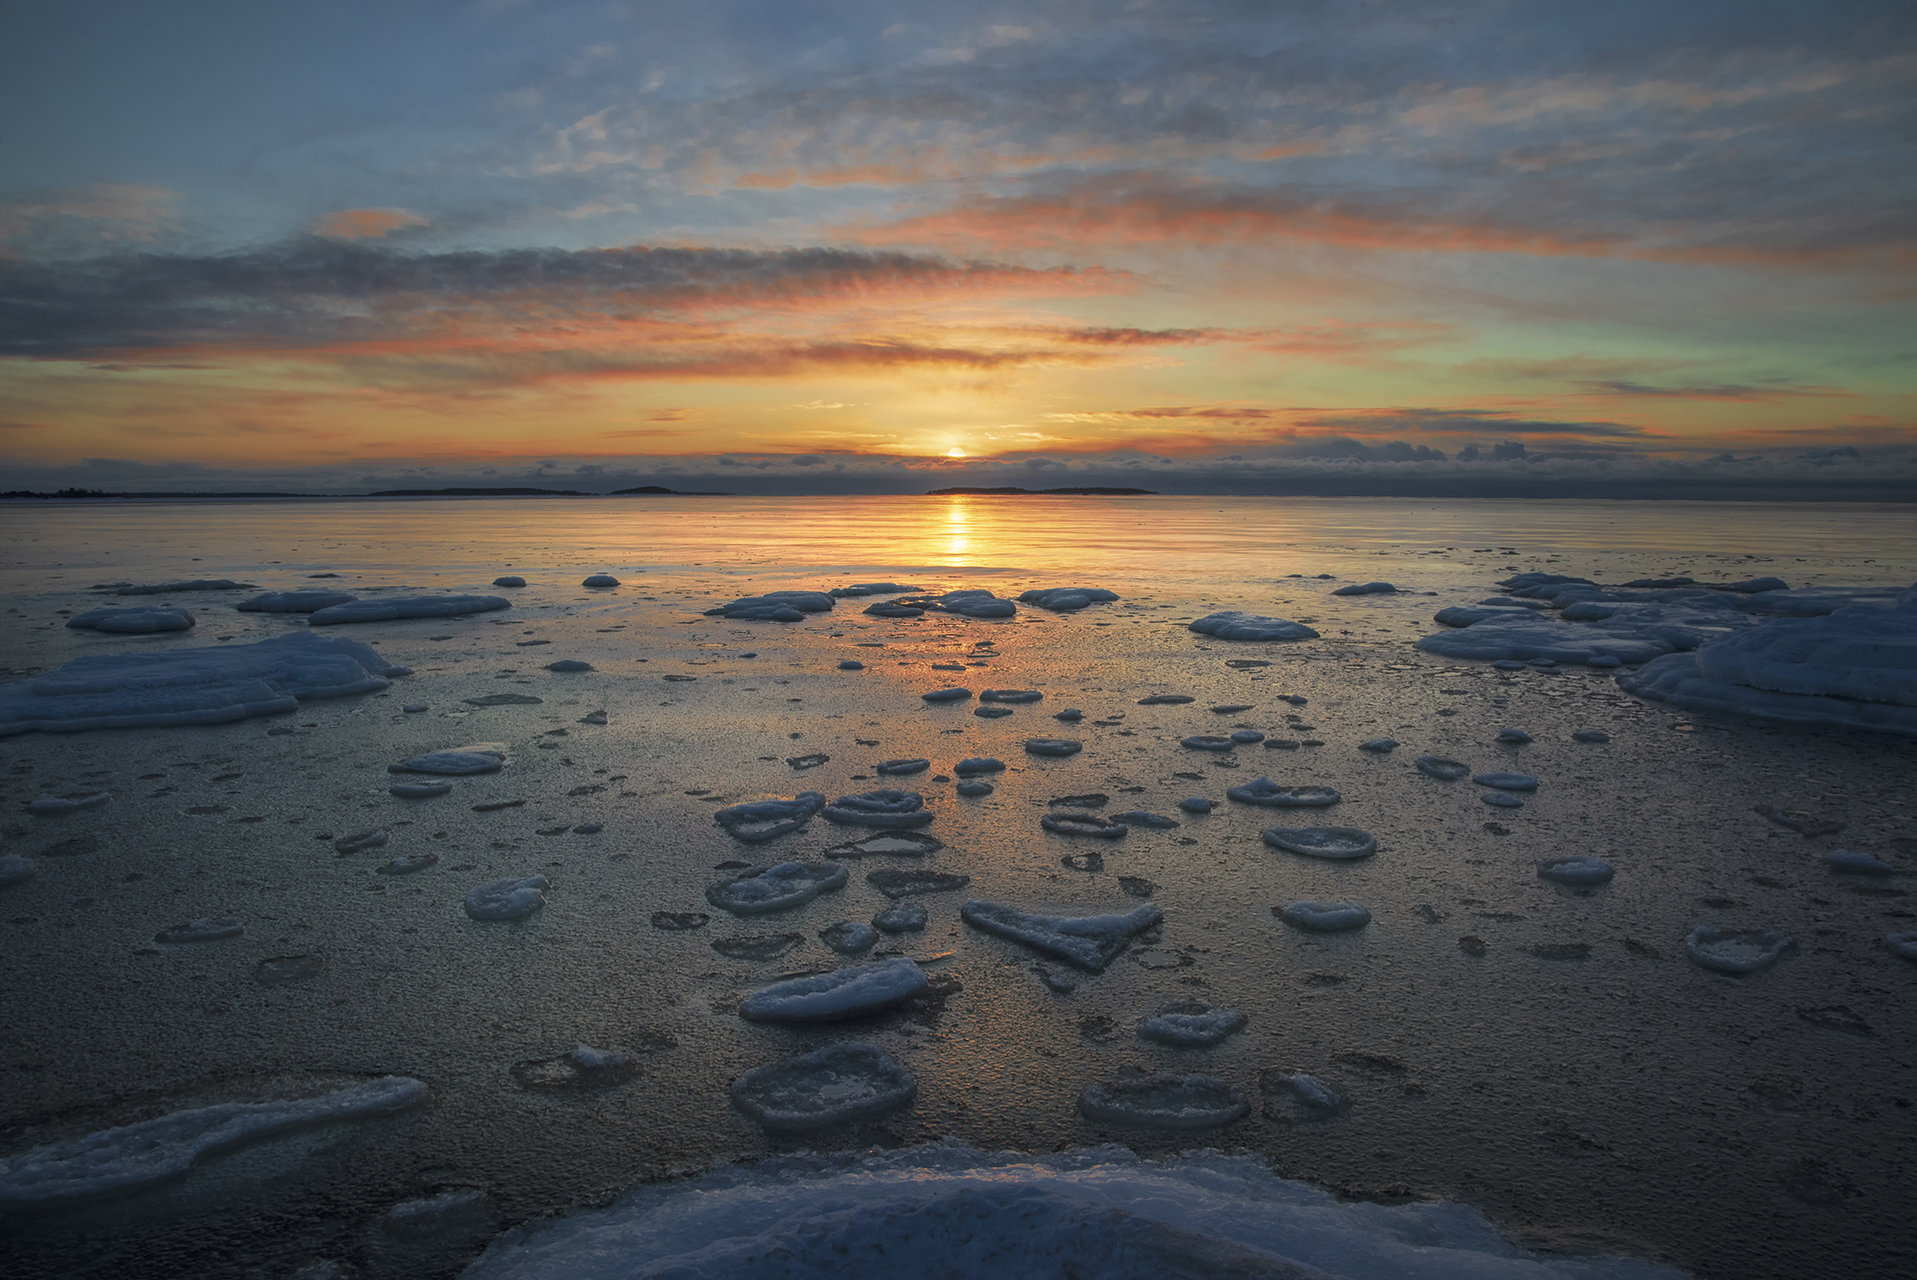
[26,791,109,814]
[0,632,406,737]
[465,876,550,921]
[1189,611,1319,642]
[739,956,928,1022]
[714,792,826,842]
[1537,855,1615,886]
[960,899,1162,972]
[823,790,931,829]
[1018,587,1119,611]
[1278,901,1372,932]
[389,745,507,775]
[1137,1002,1246,1047]
[1685,925,1794,975]
[0,1076,427,1206]
[1228,777,1340,808]
[706,862,848,914]
[66,606,195,633]
[1416,613,1673,666]
[1331,581,1396,596]
[308,595,509,625]
[461,1142,1690,1280]
[729,1043,916,1132]
[1078,1074,1249,1130]
[1262,826,1377,860]
[706,590,833,619]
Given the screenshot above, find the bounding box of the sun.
[946,447,967,458]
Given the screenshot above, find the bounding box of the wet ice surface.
[4,500,1916,1280]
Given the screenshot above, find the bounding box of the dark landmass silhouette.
[927,486,1158,496]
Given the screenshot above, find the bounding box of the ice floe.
[1227,777,1340,808]
[922,686,972,703]
[954,757,1004,776]
[980,688,1043,703]
[333,829,387,854]
[1023,738,1082,757]
[154,917,244,944]
[1331,581,1397,596]
[465,693,543,706]
[830,582,924,598]
[706,590,834,621]
[1189,611,1319,642]
[237,590,357,613]
[582,575,621,588]
[67,606,195,633]
[739,956,927,1022]
[714,792,826,842]
[956,780,994,797]
[1112,810,1179,829]
[876,758,930,776]
[1474,772,1538,791]
[254,954,325,985]
[961,900,1161,972]
[1416,756,1470,781]
[873,903,929,933]
[824,790,932,829]
[868,869,970,899]
[1495,728,1533,744]
[729,1042,916,1132]
[492,576,526,588]
[1360,738,1398,753]
[1262,826,1378,860]
[706,862,847,914]
[459,1142,1691,1280]
[1178,797,1212,814]
[1053,708,1084,722]
[1278,901,1372,932]
[390,781,454,799]
[109,578,255,595]
[0,631,408,737]
[378,853,439,875]
[825,832,944,859]
[1685,925,1794,975]
[0,855,37,887]
[1887,932,1917,962]
[1538,855,1615,886]
[894,589,1017,619]
[465,877,550,922]
[1042,812,1129,839]
[1137,1002,1246,1047]
[0,1076,427,1206]
[1618,586,1917,735]
[1019,587,1118,611]
[820,922,879,954]
[1260,1070,1350,1124]
[26,791,109,814]
[1078,1073,1249,1130]
[838,660,864,670]
[1181,734,1235,751]
[1572,729,1612,743]
[389,746,507,775]
[1230,730,1265,744]
[1139,693,1194,705]
[544,659,593,673]
[309,595,510,625]
[1825,849,1895,875]
[712,933,804,960]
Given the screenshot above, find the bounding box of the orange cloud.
[313,208,429,239]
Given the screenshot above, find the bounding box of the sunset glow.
[0,3,1911,498]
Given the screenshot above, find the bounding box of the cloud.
[312,209,429,239]
[0,238,1120,360]
[1295,407,1656,439]
[0,185,181,259]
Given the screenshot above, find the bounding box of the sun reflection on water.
[939,495,972,565]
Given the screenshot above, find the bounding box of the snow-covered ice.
[1685,925,1794,975]
[706,590,834,621]
[729,1043,916,1132]
[1360,738,1399,753]
[1023,738,1083,757]
[1279,901,1372,932]
[1538,855,1616,886]
[1416,756,1471,781]
[1260,1071,1351,1125]
[1178,796,1212,813]
[873,902,929,933]
[955,780,994,797]
[1332,581,1397,596]
[876,758,930,776]
[823,831,943,859]
[0,1076,427,1206]
[1078,1073,1249,1130]
[109,579,254,595]
[921,686,972,703]
[1019,587,1119,611]
[960,900,1162,972]
[705,862,847,914]
[1112,810,1180,829]
[979,688,1042,703]
[830,582,923,598]
[1137,1002,1246,1047]
[820,921,879,954]
[714,792,826,842]
[738,956,927,1022]
[867,869,971,899]
[1474,773,1538,791]
[67,606,195,633]
[954,757,1004,776]
[581,575,621,589]
[459,1142,1691,1280]
[1042,812,1129,839]
[492,576,526,588]
[308,595,509,625]
[1227,777,1341,808]
[389,745,507,775]
[823,790,932,829]
[544,659,593,673]
[1181,734,1235,751]
[1188,611,1320,642]
[154,917,244,944]
[464,877,550,921]
[1262,826,1378,859]
[0,631,407,736]
[1496,729,1534,744]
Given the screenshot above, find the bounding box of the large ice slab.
[738,957,928,1022]
[1019,587,1118,611]
[309,595,509,625]
[1618,589,1917,735]
[706,591,836,621]
[961,899,1161,972]
[461,1142,1691,1279]
[0,1076,427,1206]
[706,862,848,914]
[0,631,408,737]
[1189,611,1319,642]
[714,792,826,842]
[237,590,358,613]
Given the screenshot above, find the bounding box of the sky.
[1,0,1913,498]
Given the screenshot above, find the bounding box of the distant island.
[1,488,313,500]
[926,486,1158,496]
[369,486,587,497]
[609,485,732,496]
